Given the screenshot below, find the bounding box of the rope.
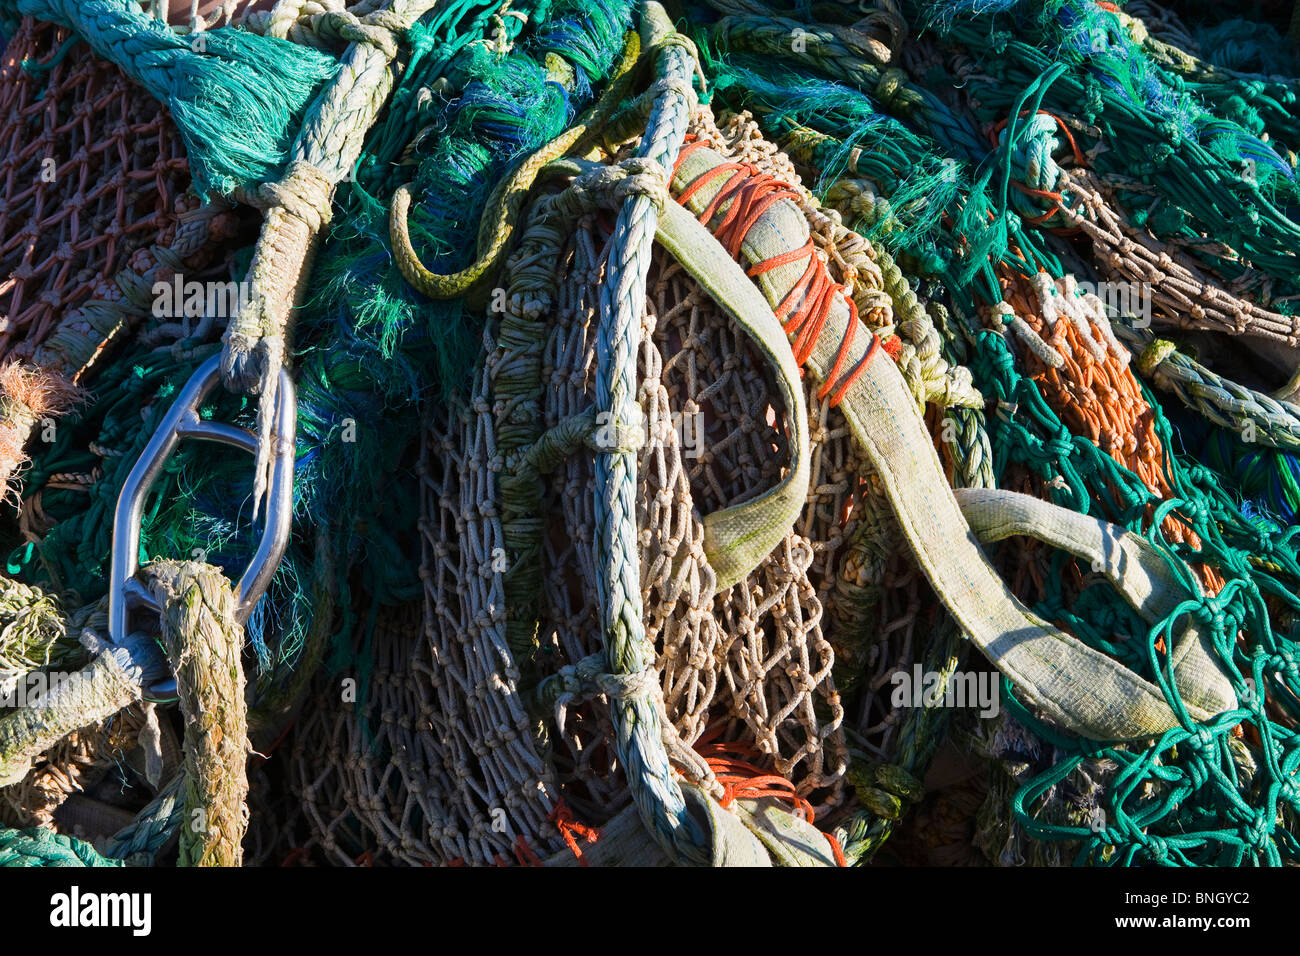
[0,630,167,788]
[0,184,231,501]
[104,774,185,863]
[0,825,122,866]
[221,0,442,515]
[144,560,249,867]
[674,137,882,407]
[593,2,705,865]
[11,0,341,199]
[387,29,643,300]
[1122,325,1300,453]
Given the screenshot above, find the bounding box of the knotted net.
[267,101,993,864]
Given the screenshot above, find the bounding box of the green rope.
[9,0,341,199]
[0,827,123,867]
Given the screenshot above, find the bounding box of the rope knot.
[589,408,647,454]
[570,160,669,213]
[315,9,405,58]
[1244,810,1274,849]
[875,68,915,115]
[1192,594,1228,636]
[593,666,657,700]
[1189,725,1217,753]
[613,157,670,210]
[1155,120,1183,149]
[549,800,599,866]
[257,160,334,232]
[1181,739,1212,789]
[1042,431,1074,459]
[1137,338,1176,376]
[1147,142,1174,168]
[1143,834,1169,863]
[1269,647,1298,678]
[1081,77,1104,125]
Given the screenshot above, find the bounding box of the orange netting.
[1000,271,1224,594]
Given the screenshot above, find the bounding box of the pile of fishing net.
[0,0,1298,867]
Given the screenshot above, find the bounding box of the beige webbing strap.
[735,797,839,866]
[539,793,838,867]
[655,200,810,591]
[672,144,1234,741]
[956,488,1237,722]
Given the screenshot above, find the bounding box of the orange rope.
[986,109,1086,167]
[514,835,542,867]
[825,831,848,867]
[674,136,886,407]
[550,799,600,867]
[984,109,1087,227]
[280,846,310,867]
[249,716,298,770]
[695,730,847,867]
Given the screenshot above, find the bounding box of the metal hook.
[108,354,295,694]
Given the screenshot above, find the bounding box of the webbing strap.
[956,488,1237,722]
[672,144,1234,741]
[655,200,810,591]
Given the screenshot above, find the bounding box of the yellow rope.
[388,30,643,300]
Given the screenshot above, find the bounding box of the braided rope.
[388,30,643,301]
[104,774,185,862]
[594,5,706,864]
[0,633,165,788]
[1120,326,1300,453]
[0,825,122,866]
[494,173,614,687]
[1049,168,1300,347]
[144,560,249,867]
[221,0,440,515]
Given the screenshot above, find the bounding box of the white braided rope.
[593,9,704,864]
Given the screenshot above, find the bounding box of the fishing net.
[0,18,191,367]
[4,0,1300,870]
[274,103,885,865]
[0,11,261,846]
[0,17,248,500]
